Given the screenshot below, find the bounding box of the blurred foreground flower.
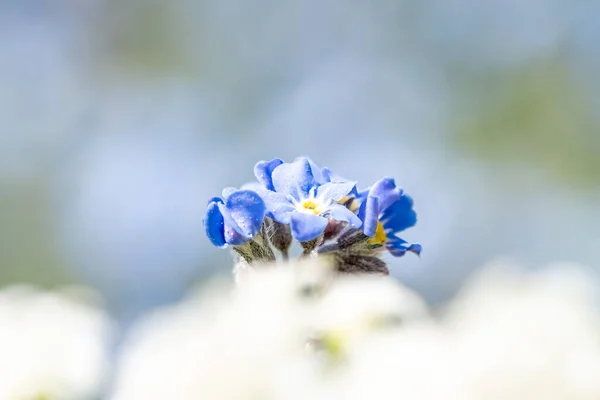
[111,258,600,400]
[203,156,421,277]
[445,263,600,400]
[0,285,113,400]
[110,257,427,399]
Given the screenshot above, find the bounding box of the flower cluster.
[0,285,113,400]
[203,157,421,275]
[111,259,600,400]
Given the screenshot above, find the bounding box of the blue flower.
[254,156,347,188]
[252,157,362,242]
[358,177,421,257]
[203,190,266,248]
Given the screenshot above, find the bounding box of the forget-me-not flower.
[203,156,421,275]
[252,157,362,242]
[358,177,421,257]
[204,190,266,248]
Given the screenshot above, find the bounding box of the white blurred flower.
[298,277,445,400]
[111,258,600,400]
[312,274,429,358]
[316,326,456,400]
[445,261,600,400]
[309,261,600,400]
[0,285,113,400]
[111,258,334,400]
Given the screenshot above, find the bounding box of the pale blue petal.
[321,167,333,183]
[315,181,357,201]
[225,190,266,238]
[272,157,316,199]
[254,159,283,190]
[368,177,403,214]
[290,213,328,242]
[347,185,359,197]
[327,203,362,228]
[250,186,295,224]
[322,167,349,183]
[303,157,329,185]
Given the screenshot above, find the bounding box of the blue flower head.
[252,157,362,242]
[358,177,421,257]
[204,190,266,248]
[203,156,422,274]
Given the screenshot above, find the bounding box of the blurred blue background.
[2,0,600,322]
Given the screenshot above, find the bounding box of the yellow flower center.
[319,331,347,357]
[367,221,387,245]
[300,200,322,215]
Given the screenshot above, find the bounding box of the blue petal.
[409,243,423,255]
[225,190,266,238]
[367,177,403,214]
[380,194,417,233]
[204,201,226,248]
[303,157,329,185]
[324,168,359,196]
[316,181,357,202]
[217,203,248,246]
[357,195,380,236]
[327,203,362,228]
[355,188,369,203]
[322,167,349,184]
[207,197,224,206]
[271,157,316,199]
[386,236,422,257]
[347,185,359,197]
[321,167,333,183]
[254,159,283,191]
[249,186,295,224]
[289,213,329,242]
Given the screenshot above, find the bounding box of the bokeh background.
[2,0,600,324]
